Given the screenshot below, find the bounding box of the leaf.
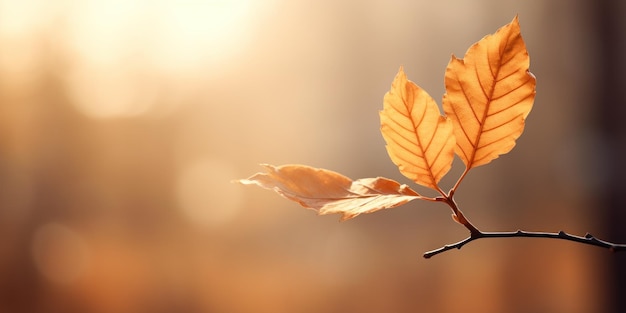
[442,16,536,169]
[380,67,455,191]
[237,164,421,221]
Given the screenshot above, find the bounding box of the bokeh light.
[59,0,257,119]
[0,1,621,313]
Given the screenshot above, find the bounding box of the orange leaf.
[380,67,455,191]
[238,164,421,221]
[442,16,536,169]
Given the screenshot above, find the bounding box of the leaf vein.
[490,75,532,102]
[482,114,521,132]
[385,134,421,156]
[477,129,519,149]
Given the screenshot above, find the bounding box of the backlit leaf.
[442,16,536,169]
[238,164,422,221]
[380,67,455,191]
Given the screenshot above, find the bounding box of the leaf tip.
[394,66,407,80]
[512,15,521,30]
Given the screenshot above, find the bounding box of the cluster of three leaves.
[240,16,536,222]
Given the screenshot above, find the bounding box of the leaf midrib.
[467,33,512,169]
[404,91,438,187]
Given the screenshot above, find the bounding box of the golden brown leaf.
[380,67,455,191]
[442,16,536,169]
[237,164,421,221]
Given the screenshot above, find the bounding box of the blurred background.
[0,0,625,312]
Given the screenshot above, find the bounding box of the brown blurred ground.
[0,1,623,312]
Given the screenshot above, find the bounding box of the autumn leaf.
[380,67,455,192]
[442,16,536,170]
[238,164,422,221]
[240,16,536,223]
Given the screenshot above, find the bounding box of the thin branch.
[423,230,626,258]
[442,197,481,236]
[450,166,470,195]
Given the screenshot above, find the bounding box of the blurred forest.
[0,1,625,313]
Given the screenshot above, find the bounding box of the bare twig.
[423,230,626,258]
[424,183,626,259]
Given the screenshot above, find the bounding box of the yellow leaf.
[442,16,536,169]
[237,164,422,221]
[380,67,455,191]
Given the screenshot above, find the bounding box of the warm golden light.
[176,158,243,227]
[31,222,90,285]
[0,2,611,313]
[59,0,255,119]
